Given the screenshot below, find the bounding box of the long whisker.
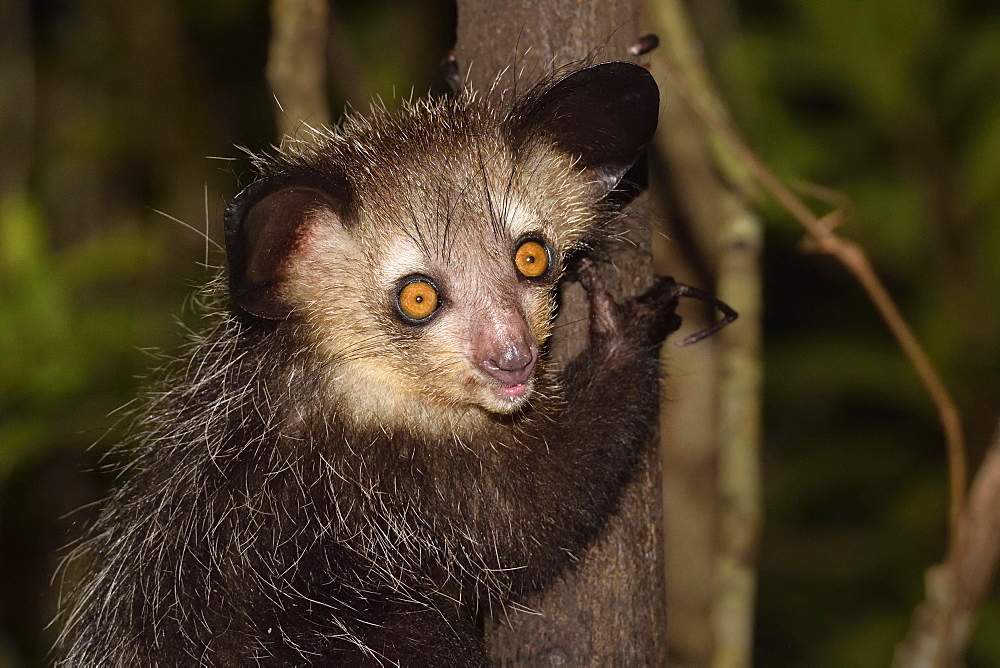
[153,208,224,252]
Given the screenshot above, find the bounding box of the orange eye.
[514,239,549,279]
[397,280,439,321]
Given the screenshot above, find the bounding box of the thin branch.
[952,422,1000,646]
[895,421,1000,666]
[653,45,968,561]
[648,17,981,662]
[267,0,330,139]
[644,2,764,666]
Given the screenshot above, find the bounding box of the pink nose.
[481,340,537,386]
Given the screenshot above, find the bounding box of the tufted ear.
[507,62,659,199]
[224,170,354,319]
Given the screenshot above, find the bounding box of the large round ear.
[224,170,353,319]
[507,62,659,199]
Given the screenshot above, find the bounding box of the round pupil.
[399,281,437,320]
[516,240,548,278]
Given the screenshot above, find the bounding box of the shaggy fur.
[56,62,673,666]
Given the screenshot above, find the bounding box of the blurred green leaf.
[0,192,163,480]
[718,0,1000,662]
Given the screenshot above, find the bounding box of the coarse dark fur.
[56,62,678,665]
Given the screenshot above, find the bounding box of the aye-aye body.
[57,62,688,665]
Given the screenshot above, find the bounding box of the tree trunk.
[456,2,669,664]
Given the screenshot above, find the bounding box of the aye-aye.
[57,62,725,665]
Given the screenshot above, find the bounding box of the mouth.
[498,382,529,399]
[482,378,534,413]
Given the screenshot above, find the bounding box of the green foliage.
[0,1,455,663]
[0,193,162,479]
[715,0,1000,662]
[971,600,1000,664]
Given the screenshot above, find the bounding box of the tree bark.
[457,2,669,664]
[267,0,330,139]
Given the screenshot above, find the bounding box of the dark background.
[1,0,998,665]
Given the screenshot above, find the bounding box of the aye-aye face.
[285,135,596,428]
[223,63,660,435]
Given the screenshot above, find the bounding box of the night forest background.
[1,0,999,665]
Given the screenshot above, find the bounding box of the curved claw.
[671,283,739,346]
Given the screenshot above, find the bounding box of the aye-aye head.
[223,62,659,433]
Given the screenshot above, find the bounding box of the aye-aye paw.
[576,259,738,351]
[621,276,684,348]
[577,258,682,350]
[576,257,622,342]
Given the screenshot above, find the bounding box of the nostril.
[496,344,534,372]
[483,342,537,385]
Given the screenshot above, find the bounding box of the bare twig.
[650,11,977,663]
[644,2,764,666]
[952,423,1000,647]
[654,35,967,561]
[895,421,1000,666]
[267,0,330,139]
